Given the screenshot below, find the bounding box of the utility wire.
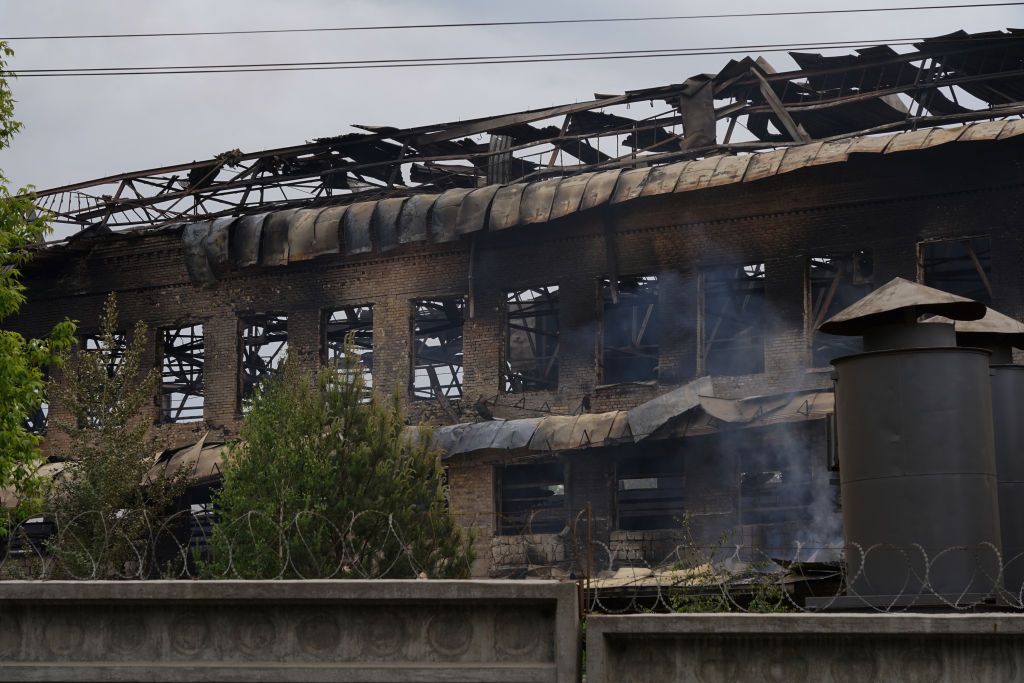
[7,46,921,77]
[2,2,1023,41]
[17,32,1022,78]
[11,37,929,75]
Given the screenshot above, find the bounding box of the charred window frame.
[324,306,374,399]
[497,460,566,535]
[702,263,766,376]
[83,332,127,377]
[600,275,659,384]
[160,324,205,423]
[504,286,559,392]
[920,236,992,304]
[808,251,873,367]
[240,314,288,408]
[616,451,686,531]
[411,298,464,401]
[25,368,49,436]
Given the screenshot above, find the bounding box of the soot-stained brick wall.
[7,142,1023,576]
[13,142,1022,453]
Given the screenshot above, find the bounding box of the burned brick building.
[6,30,1024,576]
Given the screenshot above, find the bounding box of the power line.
[11,37,929,75]
[6,45,921,78]
[2,2,1022,41]
[18,32,1023,78]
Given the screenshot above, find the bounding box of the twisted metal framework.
[83,333,127,377]
[160,324,205,423]
[503,286,560,393]
[600,276,659,384]
[324,306,375,398]
[29,30,1024,235]
[240,315,288,404]
[702,263,767,376]
[411,298,465,401]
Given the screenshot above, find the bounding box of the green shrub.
[204,350,473,579]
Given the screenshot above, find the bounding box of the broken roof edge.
[33,119,1024,276]
[187,122,1024,286]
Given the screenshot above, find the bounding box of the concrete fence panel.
[0,580,579,683]
[586,613,1024,683]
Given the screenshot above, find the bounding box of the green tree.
[46,294,186,578]
[205,353,473,579]
[0,42,76,498]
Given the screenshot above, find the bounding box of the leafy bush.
[45,294,187,578]
[204,350,473,579]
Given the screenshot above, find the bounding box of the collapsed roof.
[30,29,1024,237]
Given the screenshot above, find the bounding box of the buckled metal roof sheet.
[177,122,1024,284]
[374,197,407,252]
[231,212,268,268]
[433,383,834,461]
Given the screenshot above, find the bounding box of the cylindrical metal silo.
[991,364,1024,596]
[834,346,1001,597]
[928,308,1024,598]
[820,278,1000,601]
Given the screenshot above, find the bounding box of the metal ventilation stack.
[819,277,1001,602]
[926,308,1024,597]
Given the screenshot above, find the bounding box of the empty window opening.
[504,286,559,392]
[809,251,873,366]
[324,306,374,399]
[601,275,658,384]
[412,298,464,401]
[703,263,766,376]
[25,368,49,436]
[25,401,48,436]
[921,236,992,303]
[83,332,127,377]
[161,325,205,423]
[241,315,288,407]
[617,452,686,531]
[498,461,566,535]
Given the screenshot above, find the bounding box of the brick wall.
[8,141,1023,575]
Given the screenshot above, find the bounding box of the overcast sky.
[1,0,1021,194]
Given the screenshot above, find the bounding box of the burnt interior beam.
[751,66,811,143]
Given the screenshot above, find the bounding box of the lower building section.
[443,387,840,578]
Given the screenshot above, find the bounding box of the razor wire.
[2,507,1023,614]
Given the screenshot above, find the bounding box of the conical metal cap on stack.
[819,276,985,350]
